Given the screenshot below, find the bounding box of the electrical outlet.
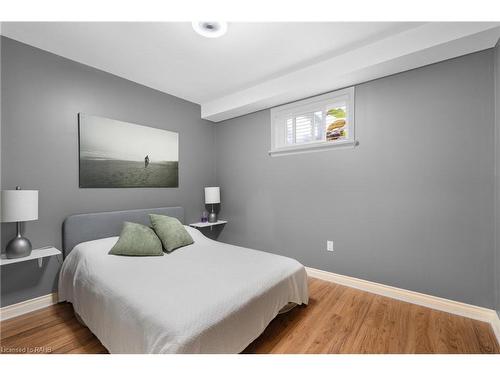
[327,240,334,252]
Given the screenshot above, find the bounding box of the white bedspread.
[58,226,308,353]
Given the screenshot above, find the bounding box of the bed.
[58,207,308,354]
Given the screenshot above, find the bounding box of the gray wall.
[495,40,500,314]
[215,50,495,308]
[0,37,216,306]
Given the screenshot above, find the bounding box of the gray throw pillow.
[149,214,194,252]
[109,221,163,256]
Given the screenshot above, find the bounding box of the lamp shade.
[204,187,220,204]
[1,189,38,222]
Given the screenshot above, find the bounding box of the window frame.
[269,87,356,156]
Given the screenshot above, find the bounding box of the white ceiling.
[1,22,418,102]
[2,22,500,122]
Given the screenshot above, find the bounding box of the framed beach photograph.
[78,114,179,188]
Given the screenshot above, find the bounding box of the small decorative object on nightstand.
[204,187,220,223]
[1,186,39,259]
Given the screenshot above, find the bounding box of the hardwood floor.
[1,277,499,354]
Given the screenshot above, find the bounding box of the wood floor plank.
[412,305,434,353]
[55,327,102,354]
[470,319,500,354]
[385,299,411,353]
[1,278,498,354]
[1,304,74,339]
[323,289,375,354]
[345,295,388,354]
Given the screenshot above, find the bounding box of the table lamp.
[204,187,220,223]
[1,186,39,259]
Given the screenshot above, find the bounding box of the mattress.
[58,226,309,353]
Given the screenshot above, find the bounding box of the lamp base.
[208,212,218,223]
[6,235,32,259]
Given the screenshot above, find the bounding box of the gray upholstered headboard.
[62,206,184,256]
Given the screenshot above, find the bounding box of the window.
[270,87,355,156]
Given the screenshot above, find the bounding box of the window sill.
[269,140,358,157]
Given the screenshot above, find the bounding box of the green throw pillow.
[109,221,164,256]
[149,214,194,252]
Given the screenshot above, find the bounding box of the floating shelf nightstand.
[189,220,227,230]
[0,246,62,268]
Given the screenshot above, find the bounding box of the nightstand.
[189,220,227,231]
[0,246,62,268]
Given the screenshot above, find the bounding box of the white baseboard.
[491,315,500,345]
[0,293,58,321]
[306,267,500,344]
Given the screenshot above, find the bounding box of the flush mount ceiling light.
[192,22,228,38]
